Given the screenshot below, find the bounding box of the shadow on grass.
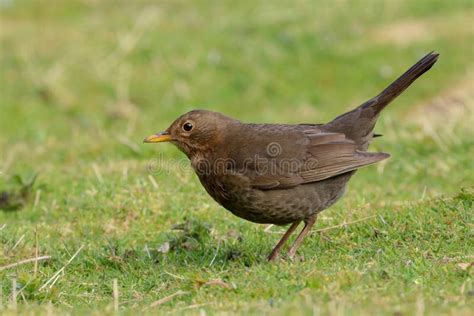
[99,218,266,270]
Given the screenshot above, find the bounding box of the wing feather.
[249,129,389,189]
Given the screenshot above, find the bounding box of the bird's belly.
[198,172,352,225]
[222,187,315,224]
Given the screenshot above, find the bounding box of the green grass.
[1,0,473,314]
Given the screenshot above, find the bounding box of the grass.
[0,0,473,314]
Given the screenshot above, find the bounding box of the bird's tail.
[360,51,439,115]
[325,51,439,149]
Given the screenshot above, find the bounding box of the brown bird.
[144,52,439,261]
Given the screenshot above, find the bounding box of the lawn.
[0,0,473,315]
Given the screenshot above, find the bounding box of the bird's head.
[143,110,238,157]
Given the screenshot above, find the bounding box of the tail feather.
[362,51,439,115]
[325,51,439,149]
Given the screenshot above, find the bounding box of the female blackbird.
[144,52,439,261]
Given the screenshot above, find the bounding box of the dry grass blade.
[148,175,159,189]
[148,290,190,308]
[33,189,41,211]
[264,224,274,232]
[8,234,25,253]
[92,164,104,184]
[11,277,17,310]
[457,262,474,270]
[311,215,377,234]
[174,303,210,312]
[209,239,221,267]
[265,215,377,235]
[202,279,233,289]
[34,228,39,277]
[39,245,84,291]
[0,256,51,272]
[113,279,119,312]
[164,271,186,280]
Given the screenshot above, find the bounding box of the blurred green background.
[0,0,473,314]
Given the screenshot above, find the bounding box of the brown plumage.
[144,52,439,261]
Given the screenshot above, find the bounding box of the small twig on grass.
[148,290,190,308]
[39,245,84,291]
[0,223,6,231]
[0,256,51,272]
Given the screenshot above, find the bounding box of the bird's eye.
[182,122,193,132]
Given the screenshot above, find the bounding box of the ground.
[0,0,473,315]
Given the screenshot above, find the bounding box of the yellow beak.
[143,132,172,143]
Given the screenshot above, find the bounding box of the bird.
[144,52,439,261]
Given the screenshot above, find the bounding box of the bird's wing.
[232,127,389,190]
[298,130,389,181]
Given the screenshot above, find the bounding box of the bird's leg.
[267,222,300,262]
[287,214,318,260]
